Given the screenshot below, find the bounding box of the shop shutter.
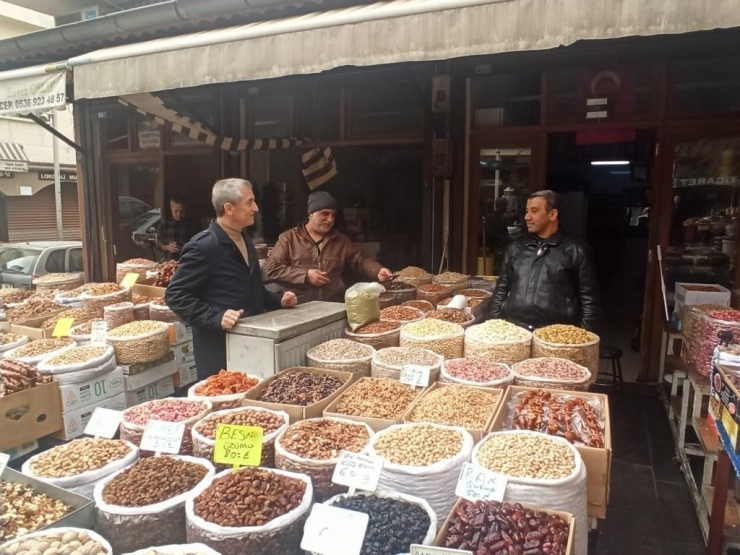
[7,186,59,242]
[62,182,81,240]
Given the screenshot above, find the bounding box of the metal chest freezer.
[226,301,347,378]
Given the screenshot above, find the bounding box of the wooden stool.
[599,345,624,388]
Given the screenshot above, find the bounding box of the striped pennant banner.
[301,147,338,190]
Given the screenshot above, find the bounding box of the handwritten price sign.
[332,451,383,494]
[455,462,508,503]
[400,364,430,388]
[214,424,263,469]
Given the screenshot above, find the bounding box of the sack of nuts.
[191,406,289,470]
[400,319,465,360]
[0,332,29,354]
[185,467,313,555]
[116,258,158,284]
[0,527,113,555]
[440,358,514,388]
[22,438,139,498]
[3,338,76,366]
[532,325,600,382]
[106,320,170,365]
[512,357,592,391]
[306,339,375,378]
[122,544,222,555]
[188,370,263,411]
[82,284,133,319]
[274,417,374,501]
[94,456,216,554]
[345,321,403,350]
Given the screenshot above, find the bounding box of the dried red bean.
[443,359,510,383]
[123,399,209,426]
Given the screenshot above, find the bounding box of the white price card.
[455,462,508,503]
[140,420,185,454]
[331,451,383,493]
[84,407,123,439]
[90,321,108,345]
[301,503,369,555]
[0,453,9,477]
[400,364,430,388]
[410,546,473,555]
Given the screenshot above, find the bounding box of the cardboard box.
[243,366,353,423]
[711,362,740,453]
[9,308,72,339]
[168,321,193,345]
[3,440,39,461]
[132,284,166,298]
[124,358,177,391]
[58,367,125,412]
[172,340,195,364]
[400,382,505,442]
[175,361,198,388]
[489,385,612,520]
[323,377,426,432]
[434,498,574,555]
[119,351,175,376]
[675,282,730,313]
[0,381,63,451]
[125,375,175,407]
[54,392,126,441]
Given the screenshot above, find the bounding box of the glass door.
[467,133,545,274]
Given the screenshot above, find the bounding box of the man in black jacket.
[491,190,599,331]
[166,178,297,379]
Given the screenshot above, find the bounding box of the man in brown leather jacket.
[267,191,392,302]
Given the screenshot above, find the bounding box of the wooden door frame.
[465,129,547,272]
[641,123,740,382]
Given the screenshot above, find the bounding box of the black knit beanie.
[308,191,338,215]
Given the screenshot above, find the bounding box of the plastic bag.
[472,431,588,555]
[274,417,374,501]
[698,313,740,377]
[367,422,474,521]
[185,468,313,555]
[191,406,289,470]
[95,456,216,553]
[345,282,385,332]
[511,357,592,391]
[314,490,437,554]
[440,358,514,388]
[0,527,113,555]
[22,439,139,498]
[123,544,222,555]
[0,334,28,354]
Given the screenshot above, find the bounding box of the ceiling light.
[591,161,630,166]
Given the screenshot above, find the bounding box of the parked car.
[0,241,84,289]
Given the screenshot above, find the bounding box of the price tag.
[90,321,108,345]
[410,546,473,555]
[301,503,368,555]
[455,462,508,502]
[213,424,263,469]
[400,364,430,388]
[121,273,139,288]
[84,408,123,439]
[52,318,74,338]
[140,420,185,454]
[332,451,383,495]
[0,452,9,477]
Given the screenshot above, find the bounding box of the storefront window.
[105,117,129,150]
[665,136,740,293]
[348,81,424,139]
[471,73,541,128]
[668,58,740,120]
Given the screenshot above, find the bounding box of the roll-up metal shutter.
[61,182,81,240]
[6,186,57,242]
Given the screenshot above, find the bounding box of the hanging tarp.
[0,63,67,117]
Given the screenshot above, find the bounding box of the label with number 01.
[301,503,369,555]
[331,451,383,492]
[409,546,473,555]
[140,420,186,454]
[84,407,123,438]
[455,462,508,503]
[400,364,430,387]
[90,321,108,345]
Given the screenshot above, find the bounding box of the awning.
[0,62,67,116]
[0,143,30,173]
[71,0,740,100]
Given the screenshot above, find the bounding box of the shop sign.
[38,171,77,181]
[0,161,28,173]
[0,171,12,178]
[586,97,608,120]
[138,130,161,149]
[19,186,32,196]
[674,176,740,188]
[0,68,66,117]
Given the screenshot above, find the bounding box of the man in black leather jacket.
[491,190,600,331]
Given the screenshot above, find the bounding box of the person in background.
[485,196,510,249]
[267,191,393,303]
[491,190,600,331]
[156,196,202,261]
[166,179,297,379]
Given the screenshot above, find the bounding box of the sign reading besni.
[301,503,369,555]
[84,407,123,438]
[410,546,473,555]
[90,321,108,345]
[140,420,185,454]
[400,364,430,388]
[455,462,508,503]
[214,424,263,468]
[332,451,383,493]
[0,68,66,117]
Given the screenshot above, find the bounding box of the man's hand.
[221,309,244,330]
[307,269,330,287]
[162,242,180,253]
[378,268,393,282]
[281,291,298,308]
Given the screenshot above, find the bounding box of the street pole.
[52,109,63,240]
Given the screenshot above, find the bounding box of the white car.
[0,241,84,289]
